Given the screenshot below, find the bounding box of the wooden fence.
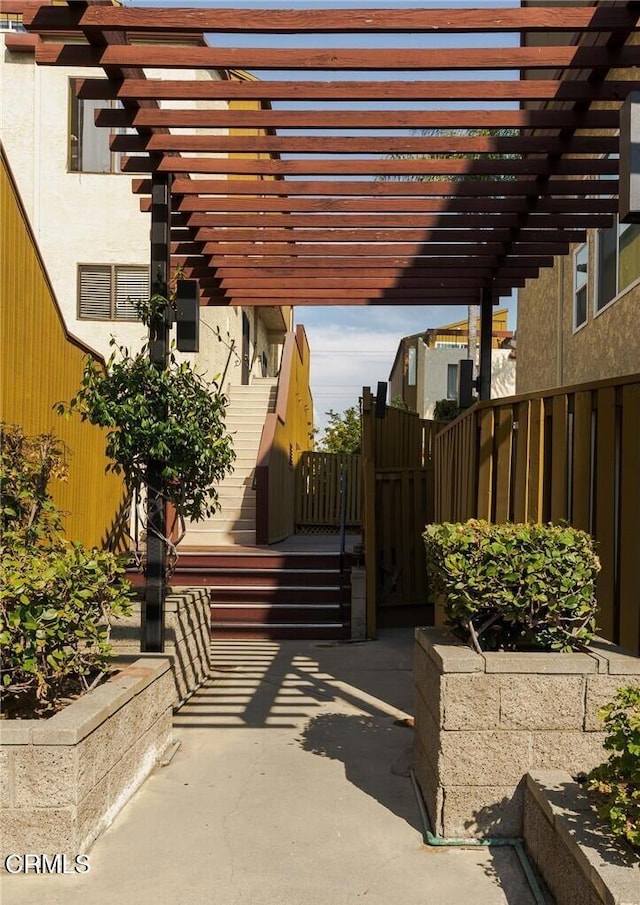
[295,451,361,531]
[434,374,640,655]
[362,389,440,633]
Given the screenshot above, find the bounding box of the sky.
[127,0,519,432]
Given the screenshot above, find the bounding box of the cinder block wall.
[1,659,173,858]
[111,588,212,706]
[414,628,640,839]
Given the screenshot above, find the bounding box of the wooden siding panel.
[0,155,125,548]
[477,408,495,520]
[572,390,592,532]
[494,405,513,523]
[618,384,640,653]
[550,394,569,522]
[594,386,617,642]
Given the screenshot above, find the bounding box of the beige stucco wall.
[517,241,640,395]
[1,40,284,392]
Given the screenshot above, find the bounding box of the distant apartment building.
[389,310,516,419]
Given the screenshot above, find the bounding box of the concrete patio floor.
[1,630,549,905]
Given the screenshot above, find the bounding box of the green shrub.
[423,519,600,651]
[588,685,640,851]
[0,423,132,715]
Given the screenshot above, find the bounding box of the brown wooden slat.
[494,406,513,523]
[126,107,620,132]
[129,155,619,178]
[190,228,582,244]
[25,5,638,34]
[111,130,618,157]
[180,213,605,232]
[594,387,617,642]
[572,391,592,533]
[527,398,545,523]
[35,42,640,72]
[137,177,619,198]
[83,77,640,104]
[550,394,569,523]
[511,401,529,522]
[165,196,619,215]
[476,408,495,521]
[193,241,560,258]
[618,384,640,654]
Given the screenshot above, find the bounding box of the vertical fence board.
[550,394,569,522]
[595,386,617,641]
[513,400,530,522]
[477,408,495,520]
[495,405,513,523]
[527,398,545,522]
[619,384,640,653]
[572,391,593,532]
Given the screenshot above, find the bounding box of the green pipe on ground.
[409,769,547,905]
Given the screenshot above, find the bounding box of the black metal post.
[142,172,172,653]
[478,285,493,402]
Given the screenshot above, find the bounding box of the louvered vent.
[78,265,148,320]
[78,266,111,319]
[116,267,149,319]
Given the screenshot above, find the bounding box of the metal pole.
[478,286,493,402]
[142,172,172,653]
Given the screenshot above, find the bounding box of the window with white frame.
[573,242,588,330]
[446,363,458,400]
[595,216,640,313]
[78,265,149,320]
[69,79,127,174]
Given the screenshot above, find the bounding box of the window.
[596,216,640,313]
[446,364,458,400]
[407,346,417,386]
[69,79,126,174]
[573,243,588,330]
[78,265,149,320]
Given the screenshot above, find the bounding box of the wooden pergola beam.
[177,213,609,231]
[77,77,639,104]
[125,156,619,178]
[192,257,552,272]
[35,42,640,72]
[187,227,588,244]
[110,132,619,157]
[177,241,566,258]
[135,178,619,198]
[24,5,638,34]
[157,197,619,215]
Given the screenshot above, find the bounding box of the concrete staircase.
[183,378,276,547]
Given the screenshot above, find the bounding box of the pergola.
[20,0,640,649]
[21,2,640,318]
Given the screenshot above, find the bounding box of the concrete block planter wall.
[0,658,174,859]
[524,770,640,905]
[111,587,212,707]
[413,627,640,839]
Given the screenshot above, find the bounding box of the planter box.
[0,658,174,859]
[413,627,640,839]
[524,770,640,905]
[110,587,212,707]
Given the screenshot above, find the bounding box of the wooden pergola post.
[142,171,172,653]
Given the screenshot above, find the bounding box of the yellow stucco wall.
[1,152,126,547]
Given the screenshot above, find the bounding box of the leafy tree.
[317,405,361,455]
[378,127,519,183]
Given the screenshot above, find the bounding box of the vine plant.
[59,290,235,571]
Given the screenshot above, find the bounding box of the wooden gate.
[295,451,361,532]
[362,389,440,632]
